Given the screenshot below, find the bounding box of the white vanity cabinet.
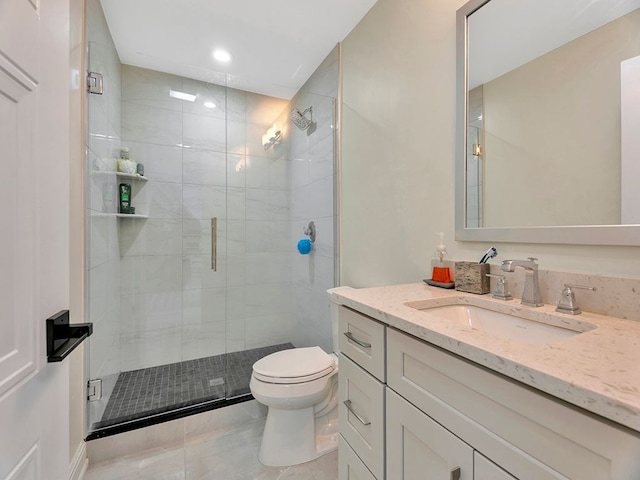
[337,300,640,479]
[338,306,386,480]
[387,327,640,479]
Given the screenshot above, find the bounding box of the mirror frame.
[455,0,640,246]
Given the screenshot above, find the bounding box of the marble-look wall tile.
[226,153,247,188]
[308,133,335,183]
[181,321,227,361]
[124,141,182,184]
[246,220,290,253]
[120,255,183,295]
[119,218,183,257]
[245,283,291,318]
[246,156,290,190]
[245,313,296,349]
[182,287,226,326]
[120,292,183,334]
[181,78,227,119]
[245,253,292,285]
[182,113,226,152]
[182,254,228,291]
[120,326,183,370]
[182,184,227,220]
[183,149,227,186]
[121,65,183,112]
[291,176,334,221]
[121,103,182,147]
[135,181,182,219]
[246,188,290,221]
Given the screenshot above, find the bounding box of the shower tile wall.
[289,46,339,354]
[86,0,122,423]
[119,65,290,370]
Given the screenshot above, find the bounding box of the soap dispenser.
[427,232,455,287]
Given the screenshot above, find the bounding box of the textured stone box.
[455,262,490,294]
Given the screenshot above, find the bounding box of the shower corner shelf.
[90,213,149,219]
[90,171,148,182]
[116,213,149,219]
[116,172,148,182]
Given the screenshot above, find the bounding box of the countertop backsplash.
[485,264,640,321]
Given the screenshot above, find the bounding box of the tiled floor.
[85,401,338,480]
[95,344,294,429]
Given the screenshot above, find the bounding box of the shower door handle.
[211,217,217,271]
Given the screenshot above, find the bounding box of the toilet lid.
[252,347,336,384]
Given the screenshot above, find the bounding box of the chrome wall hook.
[303,221,316,243]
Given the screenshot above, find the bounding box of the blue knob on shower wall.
[297,239,312,254]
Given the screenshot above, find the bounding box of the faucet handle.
[555,284,596,315]
[486,273,513,301]
[527,257,538,263]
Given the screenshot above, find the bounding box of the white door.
[0,0,71,478]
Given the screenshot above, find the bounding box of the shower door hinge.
[87,72,104,95]
[87,378,102,401]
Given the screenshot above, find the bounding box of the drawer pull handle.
[343,400,371,426]
[451,467,461,480]
[343,331,371,349]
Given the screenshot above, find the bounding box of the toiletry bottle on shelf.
[431,232,453,284]
[119,183,131,214]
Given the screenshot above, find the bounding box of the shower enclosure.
[85,0,338,438]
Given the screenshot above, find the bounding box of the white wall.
[341,0,640,288]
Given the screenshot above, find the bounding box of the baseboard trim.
[69,441,88,480]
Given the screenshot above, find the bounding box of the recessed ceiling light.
[169,89,196,102]
[213,49,232,63]
[204,101,216,109]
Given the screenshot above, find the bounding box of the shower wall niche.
[85,0,338,434]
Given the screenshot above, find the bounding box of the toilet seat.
[253,346,336,384]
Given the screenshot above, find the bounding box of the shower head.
[290,106,313,131]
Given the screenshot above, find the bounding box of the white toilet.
[249,288,349,467]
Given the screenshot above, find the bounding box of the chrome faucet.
[500,258,543,307]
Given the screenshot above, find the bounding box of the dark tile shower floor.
[94,343,293,429]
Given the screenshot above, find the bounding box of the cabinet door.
[339,435,378,480]
[475,452,517,480]
[387,389,473,480]
[339,354,385,479]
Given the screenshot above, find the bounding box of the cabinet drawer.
[338,306,385,382]
[387,327,640,479]
[339,354,385,480]
[339,435,377,480]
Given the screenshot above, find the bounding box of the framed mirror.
[455,0,640,245]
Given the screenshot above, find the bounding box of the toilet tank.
[327,286,354,354]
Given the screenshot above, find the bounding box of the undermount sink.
[407,304,594,346]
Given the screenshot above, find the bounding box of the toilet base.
[258,404,338,467]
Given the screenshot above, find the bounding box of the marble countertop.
[329,283,640,433]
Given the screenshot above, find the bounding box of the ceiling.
[100,0,378,99]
